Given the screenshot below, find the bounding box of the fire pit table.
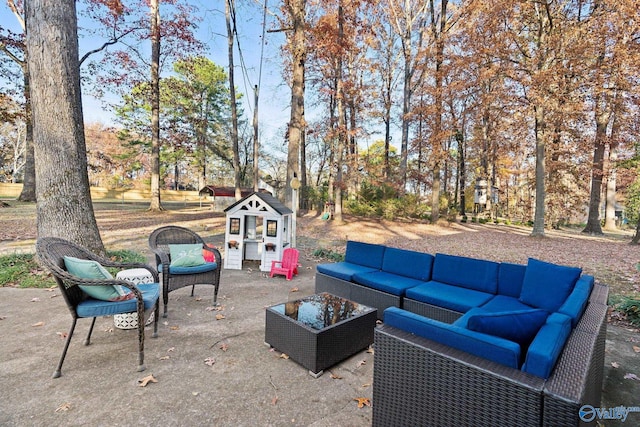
[265,292,377,377]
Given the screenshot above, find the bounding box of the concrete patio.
[1,257,638,426]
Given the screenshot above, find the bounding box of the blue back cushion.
[466,308,549,349]
[519,258,582,312]
[344,241,386,269]
[432,253,499,293]
[522,313,572,378]
[557,275,594,327]
[498,262,526,297]
[381,247,433,281]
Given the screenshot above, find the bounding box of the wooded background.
[2,0,640,242]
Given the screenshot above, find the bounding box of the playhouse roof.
[224,192,293,215]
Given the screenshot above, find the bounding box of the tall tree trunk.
[429,0,447,222]
[604,92,621,231]
[603,143,618,230]
[531,105,546,237]
[5,2,36,202]
[149,0,163,211]
[285,0,305,209]
[457,130,465,216]
[226,0,241,200]
[334,2,346,223]
[582,109,609,235]
[18,70,36,202]
[26,0,104,253]
[253,85,260,191]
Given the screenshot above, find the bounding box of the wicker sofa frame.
[149,226,222,317]
[372,283,609,426]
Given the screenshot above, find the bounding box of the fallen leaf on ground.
[195,297,202,301]
[32,321,44,327]
[366,347,374,354]
[272,396,278,405]
[611,362,620,368]
[215,314,225,320]
[159,356,170,361]
[362,383,371,388]
[220,343,229,352]
[204,357,216,366]
[30,298,40,302]
[138,374,158,387]
[56,332,68,339]
[167,347,175,352]
[55,402,71,412]
[290,287,299,292]
[624,373,640,381]
[354,397,371,408]
[633,346,640,353]
[356,360,367,368]
[279,353,289,360]
[330,372,343,379]
[170,326,180,330]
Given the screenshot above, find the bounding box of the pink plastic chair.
[270,248,300,280]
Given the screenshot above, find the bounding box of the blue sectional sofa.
[315,240,608,426]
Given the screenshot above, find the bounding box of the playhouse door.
[260,218,280,271]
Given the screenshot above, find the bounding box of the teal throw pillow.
[169,243,206,267]
[519,258,582,312]
[467,309,549,348]
[63,256,129,301]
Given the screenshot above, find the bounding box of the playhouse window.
[229,218,240,235]
[266,220,277,237]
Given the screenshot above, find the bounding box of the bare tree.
[283,0,306,209]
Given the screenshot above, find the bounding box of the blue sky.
[0,0,291,145]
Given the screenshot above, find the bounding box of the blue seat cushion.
[519,258,581,312]
[316,262,378,282]
[352,271,425,296]
[497,262,526,298]
[558,275,594,327]
[76,283,160,318]
[344,241,386,269]
[405,281,494,313]
[384,307,521,369]
[432,253,499,293]
[381,247,434,281]
[522,313,572,378]
[465,307,549,349]
[159,262,218,275]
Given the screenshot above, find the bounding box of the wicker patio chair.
[148,225,222,318]
[35,237,160,378]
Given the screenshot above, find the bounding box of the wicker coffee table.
[265,292,377,377]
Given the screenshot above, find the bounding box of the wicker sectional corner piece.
[372,283,609,427]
